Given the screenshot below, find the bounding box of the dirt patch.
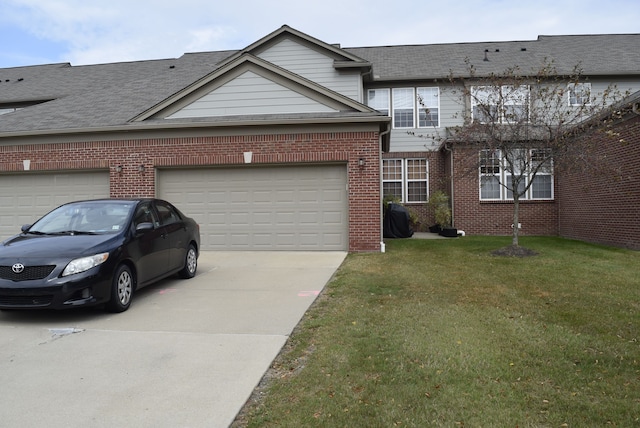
[491,245,539,258]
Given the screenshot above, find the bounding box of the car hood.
[0,233,121,259]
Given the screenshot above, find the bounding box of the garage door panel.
[0,172,110,240]
[158,165,347,250]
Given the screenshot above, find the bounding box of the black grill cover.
[383,203,414,239]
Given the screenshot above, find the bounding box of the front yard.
[235,237,639,427]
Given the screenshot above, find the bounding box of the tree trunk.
[512,196,520,246]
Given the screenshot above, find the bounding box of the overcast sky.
[1,0,638,68]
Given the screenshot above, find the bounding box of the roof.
[345,34,640,80]
[1,29,638,137]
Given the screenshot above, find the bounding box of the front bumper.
[0,267,113,310]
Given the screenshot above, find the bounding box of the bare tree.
[441,60,628,248]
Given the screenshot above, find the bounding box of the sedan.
[0,198,200,312]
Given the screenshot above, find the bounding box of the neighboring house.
[557,92,640,250]
[1,26,639,251]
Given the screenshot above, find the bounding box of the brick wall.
[382,151,446,231]
[558,114,640,250]
[449,147,558,236]
[0,130,382,252]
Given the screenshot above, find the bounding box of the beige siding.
[168,71,337,118]
[258,38,362,102]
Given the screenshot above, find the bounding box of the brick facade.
[448,147,558,236]
[558,114,640,250]
[0,130,382,252]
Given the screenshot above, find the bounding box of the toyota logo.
[12,263,25,274]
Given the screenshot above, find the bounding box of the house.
[558,92,640,250]
[1,26,639,251]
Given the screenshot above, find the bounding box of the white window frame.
[369,87,441,129]
[383,158,429,203]
[479,149,554,201]
[367,88,390,116]
[417,87,440,128]
[392,88,415,128]
[568,82,591,106]
[472,85,529,123]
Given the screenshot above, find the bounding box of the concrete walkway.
[0,251,346,428]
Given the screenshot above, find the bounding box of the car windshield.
[28,201,136,235]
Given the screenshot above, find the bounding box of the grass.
[234,237,640,427]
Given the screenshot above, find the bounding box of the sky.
[0,0,639,68]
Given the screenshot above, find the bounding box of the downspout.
[379,123,392,252]
[443,142,455,228]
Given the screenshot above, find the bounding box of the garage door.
[0,171,110,240]
[158,165,348,251]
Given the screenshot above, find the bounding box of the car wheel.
[106,264,134,313]
[178,244,197,279]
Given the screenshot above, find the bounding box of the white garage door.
[158,165,348,251]
[0,171,110,240]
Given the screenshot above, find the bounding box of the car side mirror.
[135,222,154,233]
[21,224,32,233]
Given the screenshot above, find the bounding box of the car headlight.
[62,253,109,277]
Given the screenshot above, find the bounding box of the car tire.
[106,264,134,313]
[178,244,197,279]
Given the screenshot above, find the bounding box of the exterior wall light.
[115,165,123,173]
[138,164,145,173]
[358,158,366,167]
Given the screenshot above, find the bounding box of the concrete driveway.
[0,251,346,428]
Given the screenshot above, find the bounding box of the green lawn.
[234,237,640,427]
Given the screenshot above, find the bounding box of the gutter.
[0,115,391,141]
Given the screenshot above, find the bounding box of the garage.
[158,164,348,251]
[0,171,110,240]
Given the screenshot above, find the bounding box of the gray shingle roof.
[1,33,638,136]
[345,34,640,80]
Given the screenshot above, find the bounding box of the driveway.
[0,251,346,428]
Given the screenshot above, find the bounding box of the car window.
[133,203,159,228]
[155,202,181,226]
[29,202,134,234]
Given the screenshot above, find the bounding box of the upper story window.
[417,87,439,127]
[479,149,553,201]
[568,82,591,106]
[367,89,389,115]
[392,88,415,128]
[383,158,428,203]
[472,85,529,124]
[367,87,439,129]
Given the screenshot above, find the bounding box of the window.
[367,87,440,129]
[383,158,428,203]
[382,159,403,200]
[155,202,180,226]
[417,87,439,127]
[568,82,591,106]
[392,88,414,128]
[367,89,390,115]
[479,149,553,201]
[479,150,501,200]
[472,85,529,123]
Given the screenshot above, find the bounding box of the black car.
[0,199,200,312]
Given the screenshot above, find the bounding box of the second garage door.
[158,165,348,251]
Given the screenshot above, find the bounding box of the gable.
[167,70,337,118]
[256,38,362,101]
[136,53,376,122]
